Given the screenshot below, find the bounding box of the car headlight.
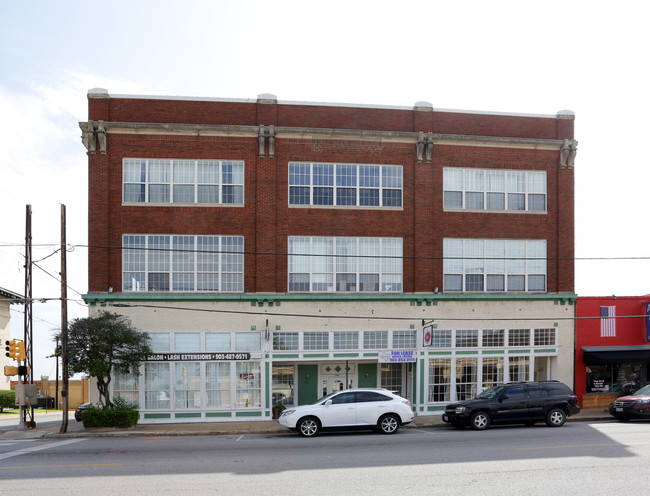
[636,398,650,404]
[281,409,296,417]
[455,406,466,414]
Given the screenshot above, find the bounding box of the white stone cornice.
[80,121,568,151]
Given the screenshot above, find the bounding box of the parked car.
[442,381,580,430]
[74,402,91,422]
[609,384,650,421]
[278,388,414,437]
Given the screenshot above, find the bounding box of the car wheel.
[378,414,400,434]
[297,417,320,437]
[545,408,566,427]
[469,411,490,430]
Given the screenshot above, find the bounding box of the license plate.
[616,407,623,412]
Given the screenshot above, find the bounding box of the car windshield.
[315,392,338,404]
[475,385,505,399]
[632,385,650,396]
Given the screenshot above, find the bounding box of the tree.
[0,389,15,412]
[59,311,151,409]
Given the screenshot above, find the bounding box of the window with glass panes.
[509,356,529,382]
[381,363,403,397]
[273,332,299,351]
[456,358,478,400]
[333,331,359,350]
[289,162,403,207]
[236,362,261,408]
[428,358,451,402]
[443,168,546,212]
[508,329,530,347]
[175,362,201,409]
[363,330,388,349]
[206,362,231,408]
[123,158,244,205]
[534,328,556,346]
[443,238,546,292]
[122,234,244,292]
[288,236,402,292]
[113,371,138,405]
[482,329,504,347]
[392,330,416,348]
[482,357,504,388]
[303,332,329,350]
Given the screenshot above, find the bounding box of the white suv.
[278,388,414,437]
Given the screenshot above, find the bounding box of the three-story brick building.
[82,89,577,422]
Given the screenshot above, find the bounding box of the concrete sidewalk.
[0,408,614,440]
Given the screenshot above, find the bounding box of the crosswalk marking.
[0,439,86,460]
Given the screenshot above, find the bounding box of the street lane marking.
[0,463,121,469]
[0,439,86,460]
[518,442,650,450]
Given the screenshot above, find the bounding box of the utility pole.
[23,205,34,428]
[59,204,69,434]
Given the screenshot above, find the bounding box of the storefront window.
[145,363,170,410]
[586,363,644,393]
[482,357,504,389]
[205,333,231,351]
[206,362,231,408]
[175,333,200,351]
[272,365,295,406]
[175,362,201,409]
[456,358,477,400]
[236,362,261,407]
[235,332,261,351]
[509,356,529,381]
[113,370,138,405]
[428,358,451,402]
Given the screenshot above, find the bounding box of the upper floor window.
[123,158,244,205]
[122,234,244,292]
[443,168,546,212]
[288,236,402,292]
[443,239,546,293]
[289,162,402,208]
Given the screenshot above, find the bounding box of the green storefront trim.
[456,351,479,355]
[83,292,577,306]
[175,413,201,419]
[534,348,556,353]
[483,350,505,355]
[428,351,452,356]
[363,353,379,357]
[273,354,300,359]
[206,412,232,418]
[235,411,262,417]
[303,353,330,358]
[144,413,171,419]
[428,406,445,412]
[509,349,531,354]
[333,353,358,358]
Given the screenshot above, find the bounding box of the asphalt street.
[0,419,648,495]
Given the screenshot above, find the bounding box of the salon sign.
[146,353,251,361]
[379,350,416,363]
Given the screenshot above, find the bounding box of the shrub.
[0,390,15,412]
[81,397,139,428]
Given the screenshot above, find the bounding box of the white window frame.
[288,236,403,293]
[288,162,403,208]
[443,238,546,293]
[122,234,244,292]
[123,158,244,205]
[443,167,547,212]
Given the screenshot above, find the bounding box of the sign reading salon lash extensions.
[146,353,251,361]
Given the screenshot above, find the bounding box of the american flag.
[600,306,616,337]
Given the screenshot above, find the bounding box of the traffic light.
[4,339,26,361]
[3,365,19,376]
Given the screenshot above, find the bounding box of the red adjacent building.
[576,295,650,409]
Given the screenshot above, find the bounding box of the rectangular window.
[235,332,261,351]
[392,330,417,349]
[534,328,556,346]
[174,362,201,410]
[508,329,530,347]
[443,168,546,212]
[509,356,529,382]
[206,362,231,408]
[145,363,170,410]
[272,365,295,406]
[236,362,261,408]
[456,358,478,400]
[123,234,244,293]
[482,329,504,347]
[123,158,244,205]
[289,162,402,208]
[363,330,388,349]
[273,332,299,351]
[333,331,359,350]
[428,358,451,402]
[482,357,504,389]
[431,330,452,348]
[288,236,402,293]
[304,332,329,350]
[456,330,478,348]
[205,333,231,351]
[443,238,546,292]
[113,371,138,405]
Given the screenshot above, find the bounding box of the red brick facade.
[85,92,575,295]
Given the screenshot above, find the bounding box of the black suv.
[442,381,580,430]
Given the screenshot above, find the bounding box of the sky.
[1,0,649,379]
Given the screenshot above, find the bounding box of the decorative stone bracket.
[258,125,275,158]
[417,132,434,163]
[559,139,578,168]
[79,120,107,154]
